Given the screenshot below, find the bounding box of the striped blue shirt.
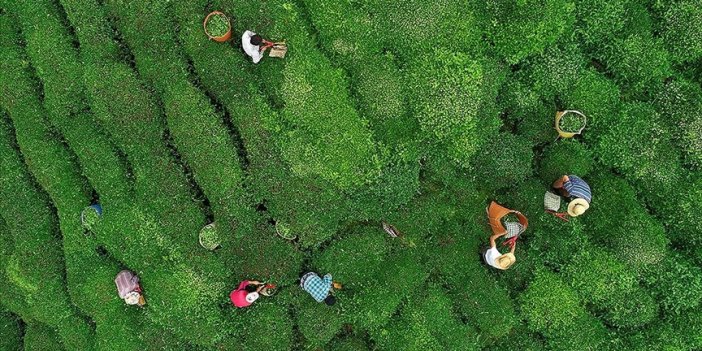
[564,175,592,203]
[300,272,332,303]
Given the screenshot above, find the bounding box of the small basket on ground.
[199,222,221,251]
[269,42,288,58]
[260,283,277,297]
[544,191,562,212]
[555,110,587,138]
[203,11,232,42]
[275,222,297,241]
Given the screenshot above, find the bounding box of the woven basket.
[203,11,232,42]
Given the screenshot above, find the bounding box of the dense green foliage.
[0,0,700,349]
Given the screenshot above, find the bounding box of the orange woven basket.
[203,11,232,42]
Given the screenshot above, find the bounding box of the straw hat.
[567,198,590,217]
[496,253,516,270]
[124,291,141,305]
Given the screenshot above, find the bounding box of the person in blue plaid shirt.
[300,272,337,306]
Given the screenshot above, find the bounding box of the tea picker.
[551,175,592,217]
[242,30,287,64]
[483,201,528,270]
[300,272,341,306]
[230,280,271,308]
[487,201,528,248]
[115,270,146,307]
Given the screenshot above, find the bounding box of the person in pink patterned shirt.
[230,280,265,308]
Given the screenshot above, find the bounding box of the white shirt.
[242,30,263,64]
[484,247,503,269]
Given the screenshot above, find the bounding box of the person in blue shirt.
[300,272,339,306]
[553,175,592,217]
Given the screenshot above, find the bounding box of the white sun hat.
[245,292,260,304]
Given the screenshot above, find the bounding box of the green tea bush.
[416,285,480,351]
[60,0,209,254]
[561,69,621,141]
[0,118,94,350]
[0,311,21,351]
[349,250,428,331]
[514,99,559,146]
[563,248,658,328]
[519,41,587,99]
[104,0,252,240]
[520,269,609,350]
[499,78,543,125]
[11,0,133,200]
[360,0,482,57]
[312,226,391,288]
[371,284,480,351]
[654,78,702,169]
[564,248,637,306]
[277,54,382,190]
[407,51,504,167]
[470,132,534,192]
[596,102,683,195]
[479,0,576,63]
[172,0,347,249]
[661,0,702,63]
[1,0,701,348]
[484,325,545,351]
[348,58,417,147]
[6,6,234,346]
[298,0,422,169]
[641,252,702,315]
[601,34,672,98]
[652,172,702,245]
[538,140,594,183]
[434,232,517,341]
[326,336,368,351]
[573,0,631,48]
[646,306,702,350]
[291,288,347,348]
[584,172,670,271]
[23,323,65,351]
[235,300,293,351]
[239,0,383,190]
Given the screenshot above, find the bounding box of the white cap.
[124,291,141,305]
[245,292,260,304]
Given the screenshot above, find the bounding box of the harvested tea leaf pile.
[205,13,229,37]
[559,112,586,132]
[1,0,701,350]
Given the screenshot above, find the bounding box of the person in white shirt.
[484,232,517,270]
[242,30,272,64]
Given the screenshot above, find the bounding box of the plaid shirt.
[300,272,332,303]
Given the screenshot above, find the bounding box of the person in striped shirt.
[553,175,592,217]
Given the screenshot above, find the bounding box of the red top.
[230,280,251,308]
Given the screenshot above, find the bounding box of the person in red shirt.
[230,280,265,308]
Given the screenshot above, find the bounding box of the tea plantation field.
[1,0,702,350]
